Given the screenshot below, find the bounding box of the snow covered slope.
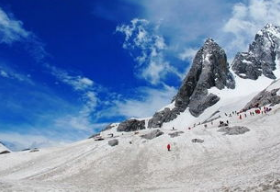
[1,101,280,191]
[2,76,280,191]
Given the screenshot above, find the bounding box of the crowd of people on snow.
[185,105,273,132]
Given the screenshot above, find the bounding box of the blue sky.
[0,0,279,150]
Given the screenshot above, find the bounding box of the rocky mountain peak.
[147,39,235,128]
[263,23,280,33]
[204,38,215,44]
[232,24,280,80]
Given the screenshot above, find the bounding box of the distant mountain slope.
[0,142,10,154]
[232,24,280,80]
[243,79,280,110]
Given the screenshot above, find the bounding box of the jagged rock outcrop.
[140,129,164,140]
[243,89,280,110]
[108,139,119,147]
[117,119,145,132]
[147,108,179,128]
[243,80,280,110]
[232,24,280,80]
[148,39,235,128]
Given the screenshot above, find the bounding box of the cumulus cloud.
[122,0,231,49]
[116,18,181,85]
[117,0,280,68]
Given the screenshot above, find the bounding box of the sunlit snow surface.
[1,78,280,191]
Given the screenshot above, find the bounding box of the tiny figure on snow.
[167,144,171,151]
[204,124,207,128]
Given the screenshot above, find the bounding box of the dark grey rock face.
[30,148,39,153]
[147,107,180,128]
[108,139,119,147]
[218,126,250,135]
[141,129,164,140]
[0,150,10,155]
[117,119,145,132]
[148,39,235,127]
[232,24,280,80]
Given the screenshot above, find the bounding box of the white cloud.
[118,0,280,66]
[105,85,177,119]
[179,47,198,62]
[45,64,101,131]
[0,64,33,83]
[54,115,92,131]
[0,132,68,151]
[0,7,30,44]
[116,18,182,85]
[123,0,232,48]
[0,6,48,64]
[48,65,95,91]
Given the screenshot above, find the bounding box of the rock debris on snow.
[218,126,250,135]
[140,129,164,140]
[108,139,119,147]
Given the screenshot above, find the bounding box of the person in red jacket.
[167,144,171,151]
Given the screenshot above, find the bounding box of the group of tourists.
[166,105,274,151]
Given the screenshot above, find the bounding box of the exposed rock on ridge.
[243,79,280,111]
[148,39,235,128]
[232,24,280,80]
[117,119,145,132]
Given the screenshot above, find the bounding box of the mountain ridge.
[112,24,280,132]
